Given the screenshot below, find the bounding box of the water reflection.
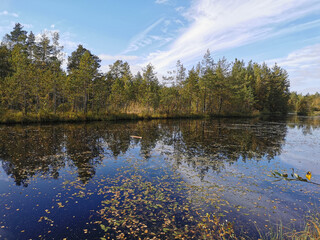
[0,117,302,187]
[163,119,286,178]
[0,126,66,186]
[287,115,320,135]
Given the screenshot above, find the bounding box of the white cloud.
[99,54,139,61]
[123,18,165,53]
[34,29,80,66]
[100,63,143,76]
[266,44,320,94]
[59,31,80,51]
[21,23,33,29]
[0,21,33,36]
[155,0,168,4]
[50,24,55,29]
[141,0,320,77]
[0,21,15,34]
[99,55,143,75]
[175,7,185,13]
[0,10,19,18]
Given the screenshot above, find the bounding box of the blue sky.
[1,0,320,93]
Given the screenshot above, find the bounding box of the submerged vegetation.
[97,164,237,240]
[0,118,319,239]
[0,23,292,123]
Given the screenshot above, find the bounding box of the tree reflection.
[161,119,287,179]
[64,124,105,184]
[0,125,65,186]
[287,115,320,135]
[0,117,306,186]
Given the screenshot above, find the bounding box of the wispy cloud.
[142,0,320,74]
[99,54,143,77]
[35,29,80,64]
[267,44,320,94]
[155,0,169,4]
[99,54,139,61]
[59,31,80,51]
[0,10,19,18]
[0,21,32,36]
[175,7,185,13]
[123,18,165,53]
[21,23,33,29]
[0,21,14,34]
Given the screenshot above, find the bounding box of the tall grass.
[0,110,208,124]
[254,211,320,240]
[289,211,320,240]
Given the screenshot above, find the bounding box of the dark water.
[0,116,319,239]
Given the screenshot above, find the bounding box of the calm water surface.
[0,116,319,239]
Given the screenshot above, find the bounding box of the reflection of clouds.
[172,156,306,230]
[279,128,320,175]
[0,174,10,182]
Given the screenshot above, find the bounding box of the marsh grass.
[254,211,320,240]
[0,110,205,124]
[289,211,320,240]
[255,222,287,240]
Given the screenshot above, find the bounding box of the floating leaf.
[306,171,312,181]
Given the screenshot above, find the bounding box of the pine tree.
[142,64,160,112]
[7,45,34,114]
[3,23,27,49]
[67,45,101,112]
[77,51,100,113]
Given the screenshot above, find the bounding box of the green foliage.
[2,23,27,49]
[297,97,311,115]
[107,60,133,111]
[288,92,320,116]
[0,23,292,122]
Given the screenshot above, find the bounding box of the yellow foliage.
[306,171,312,181]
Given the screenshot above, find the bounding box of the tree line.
[289,92,320,115]
[0,23,292,120]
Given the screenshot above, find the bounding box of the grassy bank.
[0,110,264,124]
[0,111,208,124]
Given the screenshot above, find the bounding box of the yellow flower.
[306,171,312,181]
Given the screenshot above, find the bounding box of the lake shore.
[0,111,262,124]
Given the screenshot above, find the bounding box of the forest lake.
[0,115,319,239]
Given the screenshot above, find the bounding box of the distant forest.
[0,23,318,120]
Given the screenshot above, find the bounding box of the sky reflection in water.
[0,116,319,239]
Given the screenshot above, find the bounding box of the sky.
[0,0,320,94]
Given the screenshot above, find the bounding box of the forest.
[0,23,317,123]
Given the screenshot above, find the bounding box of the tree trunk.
[84,91,87,114]
[218,97,223,116]
[84,79,88,114]
[23,91,27,115]
[53,87,57,114]
[203,88,206,113]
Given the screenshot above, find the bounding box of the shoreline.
[0,111,262,125]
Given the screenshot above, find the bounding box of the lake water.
[0,116,319,239]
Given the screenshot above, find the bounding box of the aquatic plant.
[97,164,238,239]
